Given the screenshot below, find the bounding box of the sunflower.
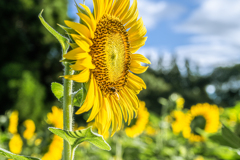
[125,101,149,138]
[9,134,23,154]
[42,106,63,160]
[171,110,186,135]
[182,103,219,142]
[63,0,150,136]
[8,110,19,134]
[23,119,36,140]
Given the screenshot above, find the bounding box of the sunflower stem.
[63,61,74,160]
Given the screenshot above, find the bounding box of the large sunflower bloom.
[63,0,150,136]
[182,103,219,142]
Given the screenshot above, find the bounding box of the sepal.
[39,10,69,55]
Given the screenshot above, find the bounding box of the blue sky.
[68,0,240,74]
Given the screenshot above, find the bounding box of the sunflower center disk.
[90,15,131,96]
[190,116,206,135]
[106,33,125,82]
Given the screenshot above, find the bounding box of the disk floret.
[90,15,131,96]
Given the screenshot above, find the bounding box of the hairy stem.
[63,62,74,160]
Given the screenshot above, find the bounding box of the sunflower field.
[1,0,240,160]
[1,96,240,159]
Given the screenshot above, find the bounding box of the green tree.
[0,0,69,121]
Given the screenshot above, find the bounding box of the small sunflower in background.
[125,101,149,138]
[63,0,150,136]
[42,106,63,160]
[183,103,220,142]
[23,119,36,140]
[8,110,19,134]
[9,134,23,154]
[171,110,186,135]
[176,97,185,110]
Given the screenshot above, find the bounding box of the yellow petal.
[129,45,144,53]
[79,4,96,31]
[119,90,135,125]
[97,0,105,21]
[118,94,128,122]
[92,0,98,20]
[75,75,94,114]
[131,53,151,64]
[109,96,120,127]
[122,0,137,24]
[87,80,100,122]
[128,18,144,36]
[77,13,96,32]
[64,20,92,39]
[127,76,143,91]
[128,26,147,41]
[64,68,90,83]
[111,97,123,130]
[128,72,146,89]
[130,61,149,74]
[123,86,139,111]
[113,0,128,17]
[71,34,93,46]
[70,55,95,70]
[119,0,130,20]
[130,37,147,48]
[124,11,139,29]
[63,48,88,60]
[103,96,112,122]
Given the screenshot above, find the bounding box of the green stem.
[116,135,122,160]
[63,62,74,160]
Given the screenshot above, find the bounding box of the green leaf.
[51,82,63,102]
[209,134,238,149]
[38,9,69,55]
[48,127,111,151]
[222,125,240,149]
[209,125,240,149]
[0,148,40,160]
[73,88,83,107]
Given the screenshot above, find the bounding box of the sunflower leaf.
[73,88,83,107]
[0,148,40,160]
[48,127,111,151]
[51,82,64,102]
[221,124,240,149]
[39,9,69,55]
[209,134,238,149]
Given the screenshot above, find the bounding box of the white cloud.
[175,0,240,69]
[137,0,184,29]
[138,47,160,69]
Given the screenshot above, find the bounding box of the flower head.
[9,134,23,154]
[23,119,36,140]
[183,103,219,142]
[171,110,186,135]
[176,97,185,110]
[64,0,150,136]
[42,106,64,160]
[125,101,149,138]
[47,106,63,129]
[8,110,19,134]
